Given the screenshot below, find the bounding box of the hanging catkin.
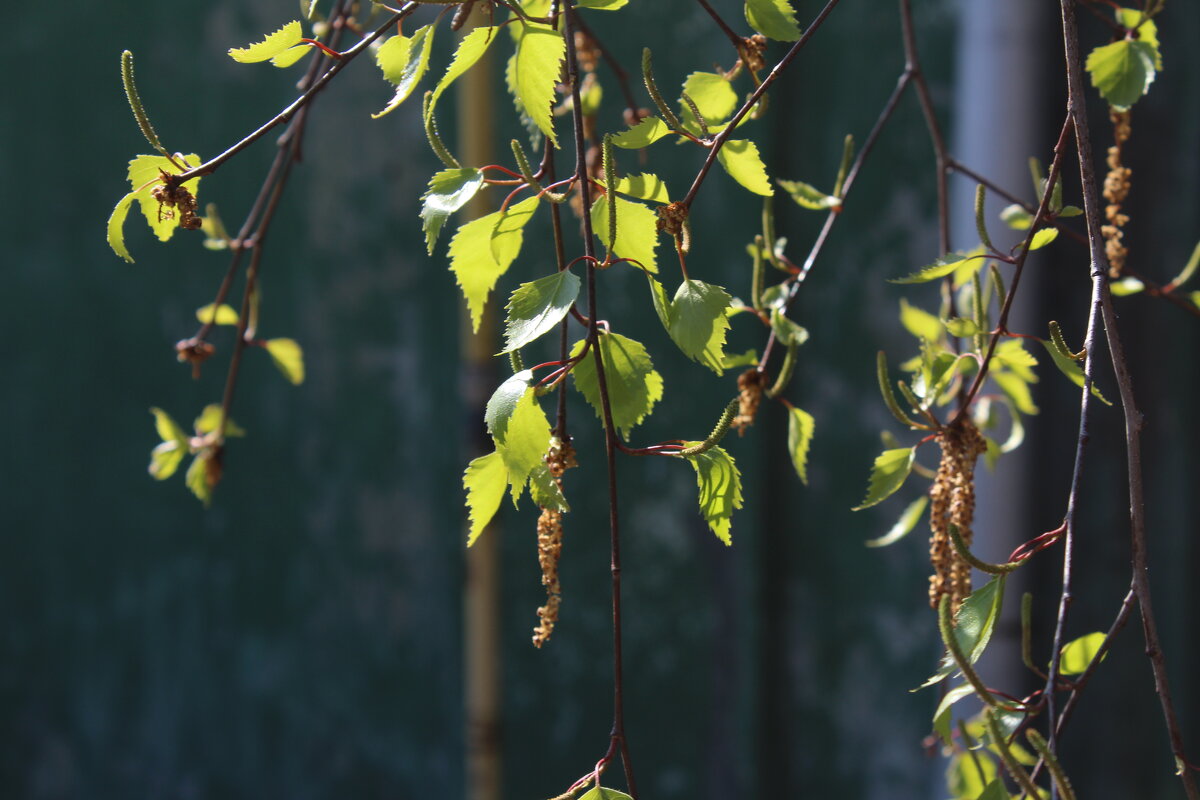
[928,418,987,615]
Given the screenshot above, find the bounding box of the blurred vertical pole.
[459,6,501,800]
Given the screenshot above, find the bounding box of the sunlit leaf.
[513,22,566,144]
[944,317,980,337]
[1086,38,1158,110]
[717,140,773,196]
[495,387,552,503]
[668,279,732,374]
[853,447,915,511]
[932,682,975,746]
[787,406,815,484]
[464,450,508,545]
[270,45,310,68]
[1109,276,1145,296]
[149,440,187,481]
[612,116,672,149]
[578,788,634,800]
[679,445,743,545]
[922,576,1007,688]
[528,463,570,512]
[420,168,485,254]
[614,173,670,204]
[1059,631,1107,676]
[575,0,629,8]
[194,405,245,438]
[899,298,942,342]
[373,25,436,118]
[448,197,539,331]
[993,371,1038,415]
[107,192,139,262]
[1037,338,1112,406]
[994,339,1038,382]
[1000,203,1033,230]
[428,25,498,118]
[570,333,664,439]
[485,370,535,440]
[1028,227,1059,250]
[125,154,203,246]
[947,753,998,800]
[502,269,581,353]
[590,194,660,272]
[745,0,802,41]
[770,309,809,347]
[185,452,216,506]
[866,495,928,548]
[264,338,305,385]
[195,303,239,325]
[151,407,189,445]
[778,178,838,210]
[890,254,982,285]
[679,72,737,130]
[228,20,303,63]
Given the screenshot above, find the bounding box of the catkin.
[732,368,764,435]
[532,437,577,648]
[928,419,987,615]
[1102,110,1132,278]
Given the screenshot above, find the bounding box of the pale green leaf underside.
[745,0,802,41]
[569,334,664,439]
[502,269,581,353]
[448,196,539,331]
[668,279,732,374]
[373,25,436,118]
[853,446,915,510]
[611,116,671,149]
[196,303,239,325]
[265,338,305,385]
[1086,38,1158,110]
[787,406,815,485]
[718,140,773,196]
[420,167,485,254]
[464,450,508,545]
[228,20,303,63]
[866,495,928,548]
[680,445,744,545]
[615,173,670,204]
[513,22,566,145]
[590,194,659,272]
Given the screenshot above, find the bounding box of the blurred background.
[3,1,1197,798]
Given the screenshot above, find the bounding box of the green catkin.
[602,134,617,256]
[676,398,738,456]
[641,48,682,130]
[122,50,170,158]
[423,92,461,168]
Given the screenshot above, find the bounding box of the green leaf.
[301,0,319,19]
[865,495,928,548]
[185,452,216,506]
[194,405,245,438]
[612,116,672,149]
[528,463,569,511]
[149,440,187,481]
[1086,39,1158,110]
[195,303,239,325]
[717,140,773,196]
[922,576,1007,688]
[569,333,664,439]
[575,0,629,8]
[485,370,535,439]
[428,25,498,119]
[994,339,1038,382]
[420,168,485,254]
[853,447,916,510]
[668,279,733,373]
[975,779,1010,800]
[1028,227,1059,251]
[1000,203,1033,230]
[787,406,815,484]
[373,25,436,118]
[228,20,303,63]
[778,179,838,210]
[502,269,580,353]
[947,754,999,800]
[151,407,189,445]
[578,788,635,800]
[899,298,942,342]
[448,196,539,331]
[1036,338,1112,406]
[932,682,976,746]
[126,154,204,245]
[1167,239,1200,290]
[890,254,980,285]
[271,45,310,68]
[1115,8,1163,67]
[495,388,552,503]
[1109,276,1145,296]
[614,173,670,204]
[512,22,566,145]
[680,72,738,129]
[679,445,744,545]
[1059,631,1107,676]
[745,0,802,41]
[721,349,759,368]
[464,450,508,546]
[770,309,809,347]
[107,191,139,263]
[590,194,660,272]
[993,371,1038,415]
[944,317,980,337]
[646,274,672,330]
[1058,204,1084,218]
[264,338,305,385]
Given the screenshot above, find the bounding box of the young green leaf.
[270,45,310,68]
[448,197,539,331]
[149,440,187,481]
[679,445,744,545]
[646,274,672,330]
[427,25,498,119]
[194,405,245,438]
[1086,39,1158,110]
[745,0,802,41]
[770,309,809,347]
[717,140,773,197]
[373,24,436,118]
[195,303,239,325]
[852,447,916,510]
[899,298,943,342]
[420,168,485,254]
[578,788,635,800]
[679,72,738,130]
[787,406,815,484]
[126,154,204,243]
[464,450,508,545]
[890,254,979,284]
[485,370,535,440]
[1036,338,1112,406]
[264,338,305,385]
[993,371,1038,415]
[575,0,629,8]
[569,333,664,439]
[528,463,570,512]
[151,407,189,445]
[921,576,1007,688]
[1028,227,1059,250]
[944,317,980,337]
[611,116,672,149]
[614,173,670,204]
[228,21,304,63]
[185,452,216,506]
[107,191,139,263]
[512,22,566,145]
[865,495,928,548]
[495,388,552,503]
[502,269,581,353]
[1058,631,1107,676]
[668,279,733,374]
[777,178,838,210]
[721,349,759,369]
[932,682,976,746]
[590,194,660,272]
[999,203,1033,230]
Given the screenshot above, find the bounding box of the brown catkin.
[732,368,764,435]
[1102,110,1132,278]
[532,437,577,648]
[928,419,987,615]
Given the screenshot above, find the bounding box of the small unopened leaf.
[787,406,815,484]
[151,407,189,445]
[513,22,566,144]
[852,447,915,510]
[717,140,773,196]
[195,303,239,325]
[745,0,802,41]
[679,445,743,545]
[464,450,508,545]
[866,495,928,548]
[1028,227,1059,250]
[373,25,436,118]
[1059,631,1107,675]
[228,21,303,63]
[611,116,672,149]
[420,168,485,254]
[570,334,664,439]
[590,194,660,272]
[778,178,838,210]
[264,338,305,385]
[668,279,732,373]
[1086,38,1158,110]
[502,269,581,353]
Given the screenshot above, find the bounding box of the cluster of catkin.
[731,367,765,435]
[532,436,577,648]
[928,419,987,615]
[1102,110,1133,278]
